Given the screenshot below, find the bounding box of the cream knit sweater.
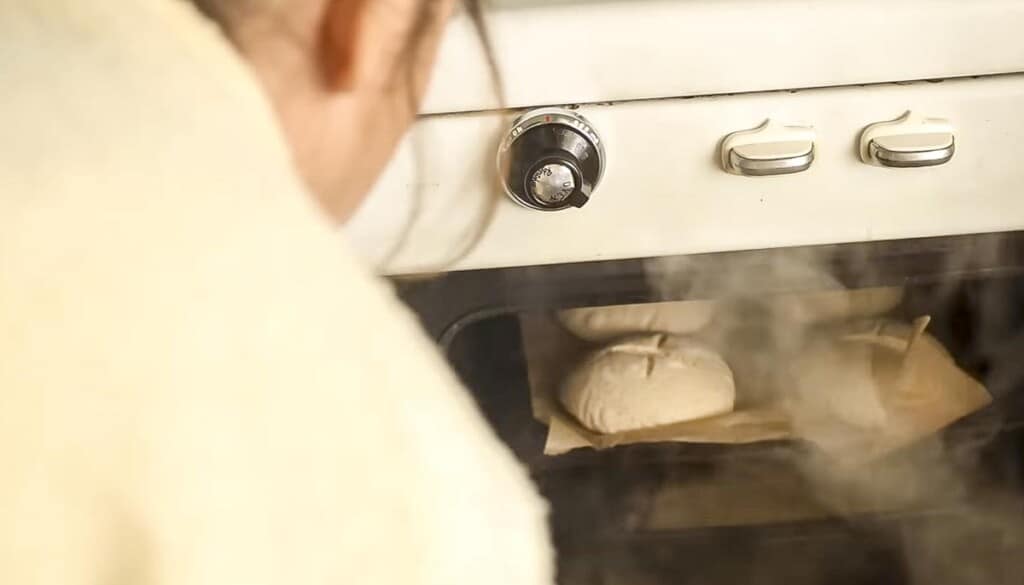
[0,1,552,583]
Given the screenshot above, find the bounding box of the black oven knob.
[497,108,606,211]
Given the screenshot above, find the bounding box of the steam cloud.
[631,241,1024,584]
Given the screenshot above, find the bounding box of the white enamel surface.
[733,141,813,161]
[423,0,1024,114]
[347,75,1024,275]
[873,134,954,153]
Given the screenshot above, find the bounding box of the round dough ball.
[560,334,735,434]
[770,286,903,325]
[558,300,716,343]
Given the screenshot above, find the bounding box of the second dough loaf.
[558,300,716,342]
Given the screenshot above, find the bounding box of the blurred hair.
[190,0,502,270]
[190,0,497,94]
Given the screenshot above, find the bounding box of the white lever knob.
[860,112,955,168]
[721,120,816,176]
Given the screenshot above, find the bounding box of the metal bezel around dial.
[497,107,606,211]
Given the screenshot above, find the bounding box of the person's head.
[194,0,481,221]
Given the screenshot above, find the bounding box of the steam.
[638,241,1024,584]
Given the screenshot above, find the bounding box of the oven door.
[397,233,1024,585]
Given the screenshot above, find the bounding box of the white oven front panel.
[348,75,1024,274]
[423,0,1024,115]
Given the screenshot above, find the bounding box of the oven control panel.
[348,75,1024,274]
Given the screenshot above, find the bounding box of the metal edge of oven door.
[394,231,1024,350]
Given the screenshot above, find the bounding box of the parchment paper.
[521,310,991,458]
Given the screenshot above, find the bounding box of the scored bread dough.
[559,334,735,434]
[785,334,889,434]
[557,300,716,343]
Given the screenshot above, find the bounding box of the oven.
[346,1,1024,583]
[398,235,1024,585]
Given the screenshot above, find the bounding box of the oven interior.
[405,235,1024,585]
